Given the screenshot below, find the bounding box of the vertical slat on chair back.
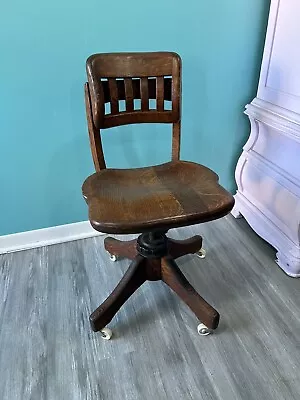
[124,78,134,112]
[84,52,182,170]
[156,77,165,112]
[108,78,119,114]
[140,77,149,111]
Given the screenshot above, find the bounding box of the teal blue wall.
[0,0,270,235]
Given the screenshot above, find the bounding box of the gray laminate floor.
[0,216,300,400]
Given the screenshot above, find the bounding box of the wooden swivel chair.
[82,52,234,339]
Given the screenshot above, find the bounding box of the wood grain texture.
[1,216,300,399]
[161,256,219,329]
[86,52,180,129]
[92,232,213,333]
[84,83,106,171]
[103,235,203,261]
[100,109,174,129]
[83,54,231,236]
[87,52,178,78]
[140,77,149,111]
[101,77,172,104]
[168,235,203,259]
[90,255,147,332]
[82,160,234,234]
[104,237,138,260]
[156,76,165,111]
[172,121,181,161]
[124,78,134,112]
[84,52,180,169]
[108,78,119,114]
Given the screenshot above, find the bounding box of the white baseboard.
[0,221,105,254]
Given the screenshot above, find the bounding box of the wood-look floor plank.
[0,216,300,399]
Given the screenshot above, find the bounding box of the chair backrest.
[84,52,182,171]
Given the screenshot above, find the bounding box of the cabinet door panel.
[258,0,300,113]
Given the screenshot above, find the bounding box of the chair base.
[90,232,219,333]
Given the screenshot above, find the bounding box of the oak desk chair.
[82,52,234,340]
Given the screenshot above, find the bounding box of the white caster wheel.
[196,248,206,259]
[197,323,212,336]
[100,327,113,340]
[109,254,118,262]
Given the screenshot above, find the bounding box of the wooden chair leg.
[168,235,203,259]
[104,237,138,260]
[90,255,147,331]
[161,257,219,329]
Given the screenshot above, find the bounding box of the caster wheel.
[100,327,113,340]
[109,253,118,262]
[197,323,212,336]
[196,248,206,259]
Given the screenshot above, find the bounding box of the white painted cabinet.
[232,0,300,277]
